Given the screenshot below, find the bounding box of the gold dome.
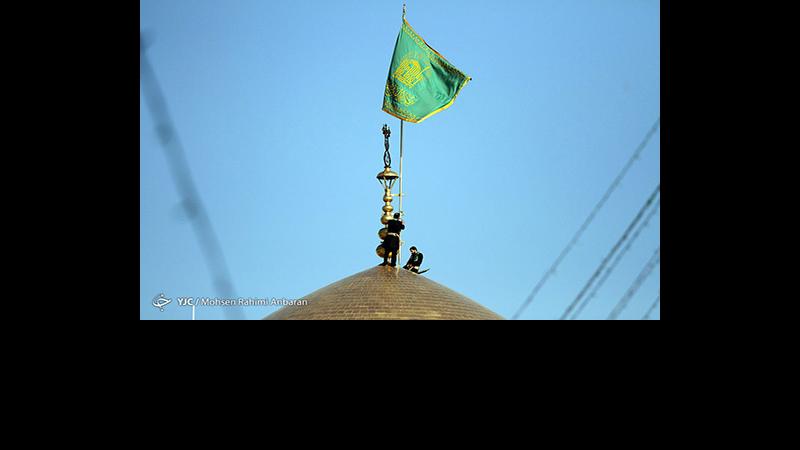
[264,266,503,320]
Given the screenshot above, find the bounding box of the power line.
[511,117,660,319]
[607,247,660,320]
[569,198,660,319]
[641,289,660,320]
[140,35,245,320]
[559,184,660,320]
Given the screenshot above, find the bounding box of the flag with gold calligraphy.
[382,19,471,123]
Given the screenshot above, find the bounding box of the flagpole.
[398,118,404,270]
[400,2,406,223]
[398,4,405,272]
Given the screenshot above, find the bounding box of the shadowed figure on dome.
[379,212,404,267]
[403,246,428,274]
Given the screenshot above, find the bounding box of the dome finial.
[376,125,400,257]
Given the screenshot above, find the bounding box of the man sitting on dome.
[380,212,404,267]
[403,246,423,273]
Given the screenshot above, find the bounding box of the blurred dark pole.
[140,33,245,320]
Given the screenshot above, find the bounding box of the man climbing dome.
[379,212,404,267]
[403,246,424,273]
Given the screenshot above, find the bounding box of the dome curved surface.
[264,266,503,320]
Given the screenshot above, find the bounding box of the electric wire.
[607,247,661,320]
[512,117,660,319]
[558,184,660,320]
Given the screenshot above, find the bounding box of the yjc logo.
[176,297,194,307]
[152,293,172,312]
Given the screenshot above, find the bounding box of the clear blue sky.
[140,0,660,320]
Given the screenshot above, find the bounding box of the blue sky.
[140,0,660,320]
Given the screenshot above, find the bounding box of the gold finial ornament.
[376,124,400,256]
[377,167,399,224]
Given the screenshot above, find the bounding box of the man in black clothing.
[380,212,404,267]
[403,246,423,273]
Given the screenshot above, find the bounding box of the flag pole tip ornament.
[382,18,470,123]
[376,125,400,256]
[377,125,399,227]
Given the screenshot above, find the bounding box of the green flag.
[382,19,471,123]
